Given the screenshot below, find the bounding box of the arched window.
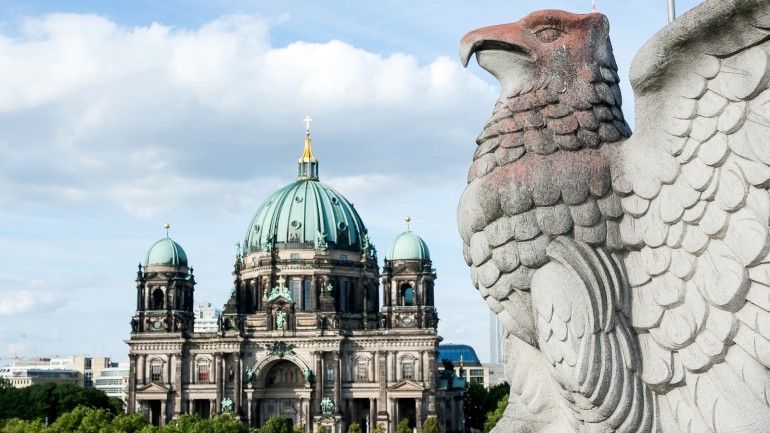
[150,361,163,382]
[400,284,413,306]
[152,288,164,310]
[197,360,210,382]
[266,361,305,388]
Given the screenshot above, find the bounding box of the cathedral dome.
[244,179,368,253]
[387,230,430,260]
[145,237,188,267]
[243,128,368,254]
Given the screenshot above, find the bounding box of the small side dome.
[145,238,188,267]
[387,231,430,260]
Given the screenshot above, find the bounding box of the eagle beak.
[459,23,533,68]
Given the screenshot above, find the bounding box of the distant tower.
[489,311,502,364]
[380,218,438,329]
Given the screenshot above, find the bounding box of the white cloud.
[0,290,60,316]
[0,12,494,219]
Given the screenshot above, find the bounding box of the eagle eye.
[534,27,563,43]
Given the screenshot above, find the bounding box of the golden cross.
[303,115,312,133]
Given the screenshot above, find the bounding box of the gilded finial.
[164,222,170,238]
[405,215,411,231]
[303,115,312,137]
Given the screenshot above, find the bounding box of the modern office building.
[0,356,112,389]
[94,361,131,404]
[126,128,464,432]
[194,302,221,333]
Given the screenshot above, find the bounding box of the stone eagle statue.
[457,0,770,431]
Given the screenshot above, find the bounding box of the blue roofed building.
[438,344,505,389]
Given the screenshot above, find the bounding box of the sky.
[0,0,705,364]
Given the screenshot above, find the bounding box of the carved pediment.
[136,382,169,394]
[393,264,419,275]
[387,380,425,393]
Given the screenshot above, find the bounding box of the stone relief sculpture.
[457,1,770,432]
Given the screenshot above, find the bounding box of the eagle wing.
[618,0,770,430]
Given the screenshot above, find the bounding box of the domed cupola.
[380,217,437,330]
[132,224,195,334]
[387,230,430,261]
[145,237,188,268]
[243,121,370,254]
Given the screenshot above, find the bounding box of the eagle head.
[460,10,629,158]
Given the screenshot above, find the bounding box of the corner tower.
[131,227,196,334]
[380,218,437,329]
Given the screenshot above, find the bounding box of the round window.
[338,222,347,230]
[291,220,302,229]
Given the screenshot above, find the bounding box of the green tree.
[0,418,47,433]
[209,413,247,433]
[395,419,410,433]
[371,424,385,433]
[0,383,119,423]
[346,422,361,433]
[110,413,151,433]
[47,406,116,433]
[463,382,510,432]
[463,383,487,431]
[255,415,291,433]
[314,424,325,433]
[422,417,440,433]
[483,394,508,433]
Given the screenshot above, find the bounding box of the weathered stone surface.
[458,1,770,431]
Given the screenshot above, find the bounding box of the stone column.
[369,352,375,382]
[210,399,216,417]
[128,354,137,413]
[390,398,396,428]
[333,353,341,414]
[427,350,436,416]
[369,398,377,433]
[215,353,224,412]
[418,351,425,383]
[390,353,397,382]
[173,354,183,417]
[377,352,387,416]
[140,354,147,385]
[247,396,254,427]
[316,351,324,400]
[310,275,317,310]
[234,354,242,416]
[415,398,423,433]
[160,399,167,426]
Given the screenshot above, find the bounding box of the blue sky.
[0,0,703,363]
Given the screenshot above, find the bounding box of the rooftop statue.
[457,1,770,431]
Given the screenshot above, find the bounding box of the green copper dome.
[387,231,430,260]
[244,179,368,253]
[145,238,188,267]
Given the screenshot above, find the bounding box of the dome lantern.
[145,237,188,268]
[297,115,318,180]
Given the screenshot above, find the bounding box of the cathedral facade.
[126,128,464,433]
